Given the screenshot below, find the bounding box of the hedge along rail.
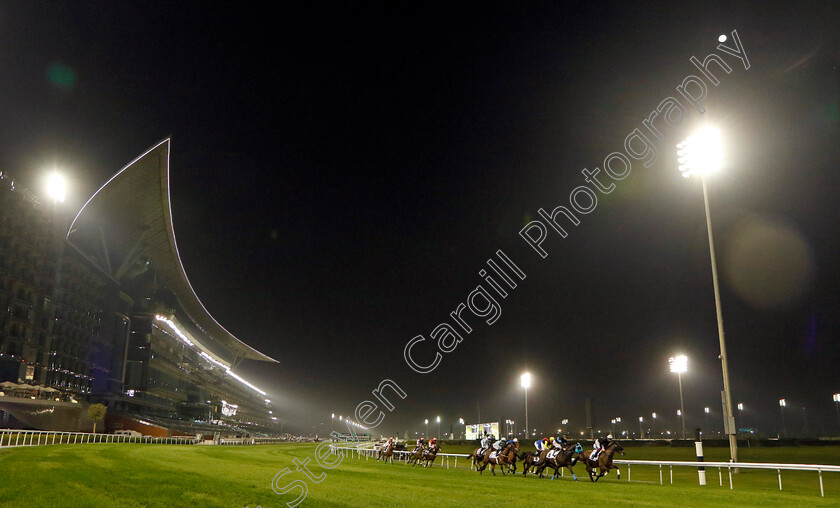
[329,444,840,497]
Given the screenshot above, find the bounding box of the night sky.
[1,1,839,438]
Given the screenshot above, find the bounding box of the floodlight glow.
[652,412,657,419]
[639,417,643,422]
[424,419,428,424]
[45,172,66,203]
[833,394,840,403]
[705,407,710,414]
[669,355,688,373]
[738,403,744,411]
[676,126,723,178]
[436,416,440,423]
[459,418,464,424]
[780,399,786,407]
[677,409,682,416]
[520,372,531,389]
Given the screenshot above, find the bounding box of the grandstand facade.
[0,140,279,436]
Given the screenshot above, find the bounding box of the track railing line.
[329,444,839,497]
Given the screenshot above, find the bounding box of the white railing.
[0,429,197,447]
[613,459,840,497]
[330,445,840,497]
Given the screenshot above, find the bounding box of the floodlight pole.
[701,175,738,466]
[678,371,686,440]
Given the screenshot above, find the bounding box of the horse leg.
[567,465,578,481]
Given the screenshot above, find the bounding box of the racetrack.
[1,442,839,507]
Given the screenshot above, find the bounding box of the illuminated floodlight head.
[738,403,744,411]
[677,409,682,416]
[779,398,786,407]
[652,412,657,419]
[669,355,688,374]
[616,417,621,423]
[339,415,342,421]
[676,126,723,178]
[45,172,66,203]
[331,413,335,419]
[705,407,710,414]
[436,416,440,423]
[520,372,531,389]
[834,394,840,403]
[425,419,428,424]
[639,416,644,422]
[459,418,464,424]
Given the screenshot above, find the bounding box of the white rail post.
[777,469,782,491]
[659,464,663,485]
[728,465,733,490]
[695,430,706,485]
[819,470,824,497]
[627,465,631,481]
[670,465,673,484]
[718,467,722,486]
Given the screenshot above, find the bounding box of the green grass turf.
[0,442,838,507]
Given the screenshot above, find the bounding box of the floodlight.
[669,355,688,373]
[45,172,66,203]
[676,126,723,178]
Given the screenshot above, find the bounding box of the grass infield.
[0,442,839,507]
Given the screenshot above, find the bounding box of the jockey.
[429,437,437,449]
[555,434,570,449]
[413,437,425,454]
[492,437,507,455]
[590,434,614,461]
[534,437,548,453]
[479,433,492,455]
[385,437,394,448]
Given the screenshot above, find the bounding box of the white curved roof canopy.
[66,139,277,364]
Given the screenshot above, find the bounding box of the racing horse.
[520,450,547,477]
[418,443,441,467]
[406,445,426,466]
[377,442,396,464]
[579,441,624,481]
[477,442,518,475]
[535,443,583,480]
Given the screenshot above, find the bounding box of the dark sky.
[1,1,839,438]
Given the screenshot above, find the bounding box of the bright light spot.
[738,403,744,411]
[718,34,727,43]
[675,126,722,177]
[669,355,688,373]
[780,399,786,407]
[45,172,66,203]
[520,372,531,389]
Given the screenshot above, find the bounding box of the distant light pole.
[779,399,787,437]
[436,416,441,439]
[737,403,744,434]
[616,417,622,436]
[677,127,738,465]
[704,407,710,433]
[652,412,657,438]
[611,419,616,436]
[459,418,465,439]
[669,355,688,439]
[639,417,644,438]
[331,413,335,433]
[521,373,531,438]
[425,419,429,438]
[834,394,840,434]
[802,407,808,436]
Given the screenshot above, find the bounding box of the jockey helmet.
[549,436,555,442]
[607,434,613,439]
[512,438,518,442]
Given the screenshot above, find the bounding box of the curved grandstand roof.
[66,139,277,364]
